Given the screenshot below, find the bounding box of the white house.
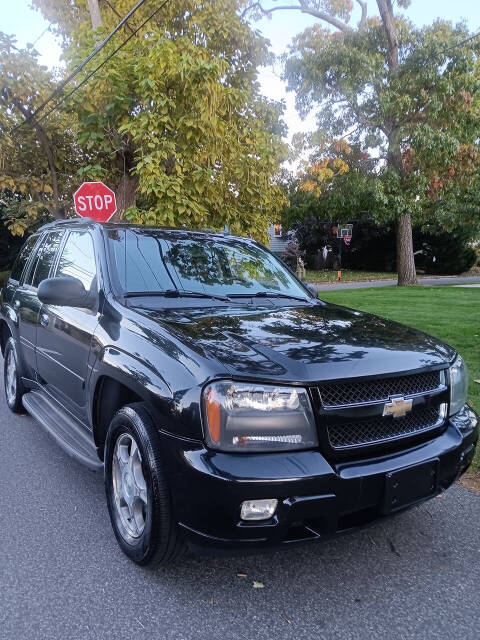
[267,223,294,254]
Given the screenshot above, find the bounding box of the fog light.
[240,499,278,521]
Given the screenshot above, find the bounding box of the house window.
[273,224,282,238]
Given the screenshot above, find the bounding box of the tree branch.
[376,0,399,69]
[246,2,353,32]
[356,0,367,29]
[3,90,63,218]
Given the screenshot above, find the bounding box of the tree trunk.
[112,172,138,221]
[376,0,398,68]
[387,127,417,285]
[396,212,417,286]
[87,0,103,31]
[377,0,417,286]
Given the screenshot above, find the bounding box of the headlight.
[202,381,318,452]
[449,355,468,416]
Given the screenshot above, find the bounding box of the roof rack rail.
[40,217,95,230]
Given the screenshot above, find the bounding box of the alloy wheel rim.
[112,433,148,539]
[5,349,17,405]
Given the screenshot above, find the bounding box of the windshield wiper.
[123,289,231,302]
[227,291,311,303]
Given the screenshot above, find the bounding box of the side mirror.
[38,277,94,309]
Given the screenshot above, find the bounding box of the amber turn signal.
[205,387,221,443]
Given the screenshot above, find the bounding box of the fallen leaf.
[281,614,292,624]
[137,619,145,629]
[210,596,214,605]
[236,572,247,579]
[252,581,264,589]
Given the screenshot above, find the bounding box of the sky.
[3,0,480,146]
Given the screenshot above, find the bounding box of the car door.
[12,231,63,379]
[36,230,100,418]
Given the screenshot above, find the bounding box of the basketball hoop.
[337,224,353,238]
[336,223,353,281]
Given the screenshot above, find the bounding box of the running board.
[22,390,103,471]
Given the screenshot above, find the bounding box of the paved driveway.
[1,368,479,640]
[312,275,480,292]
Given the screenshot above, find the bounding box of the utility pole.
[87,0,103,31]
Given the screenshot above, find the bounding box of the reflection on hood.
[137,302,455,382]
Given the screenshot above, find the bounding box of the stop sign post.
[74,182,117,222]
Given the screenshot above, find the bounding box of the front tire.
[104,403,186,567]
[4,337,25,413]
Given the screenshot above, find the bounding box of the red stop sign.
[73,181,117,222]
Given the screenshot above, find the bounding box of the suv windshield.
[107,228,310,301]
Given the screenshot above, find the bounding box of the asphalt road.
[312,275,480,292]
[1,369,479,640]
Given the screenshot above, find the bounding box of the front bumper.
[160,406,478,553]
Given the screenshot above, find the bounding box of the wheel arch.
[91,375,144,457]
[90,348,173,458]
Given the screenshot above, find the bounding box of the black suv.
[1,219,477,566]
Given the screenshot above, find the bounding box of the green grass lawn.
[305,269,395,283]
[319,286,480,471]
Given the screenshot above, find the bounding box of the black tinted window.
[26,231,62,287]
[10,235,38,281]
[56,231,96,291]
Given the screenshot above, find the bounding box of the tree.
[30,0,288,241]
[0,33,79,234]
[246,0,480,284]
[282,140,375,227]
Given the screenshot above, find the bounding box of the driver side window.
[55,231,97,292]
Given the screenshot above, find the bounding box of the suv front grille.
[319,371,443,408]
[327,405,445,449]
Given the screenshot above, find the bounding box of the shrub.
[281,241,305,270]
[414,231,477,275]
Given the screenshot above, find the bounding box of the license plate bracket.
[383,458,439,514]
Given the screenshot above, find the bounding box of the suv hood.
[139,301,455,382]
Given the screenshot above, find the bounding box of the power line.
[440,30,480,55]
[30,25,52,49]
[9,0,161,133]
[103,0,136,34]
[36,0,171,127]
[399,29,480,76]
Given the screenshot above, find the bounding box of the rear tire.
[104,403,186,567]
[4,337,26,413]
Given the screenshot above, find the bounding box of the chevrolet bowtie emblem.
[383,396,413,419]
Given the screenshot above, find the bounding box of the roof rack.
[39,217,95,230]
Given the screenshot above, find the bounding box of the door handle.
[40,313,50,327]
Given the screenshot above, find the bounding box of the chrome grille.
[319,371,442,408]
[327,406,444,449]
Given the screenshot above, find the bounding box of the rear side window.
[27,231,63,288]
[55,231,97,291]
[10,235,38,282]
